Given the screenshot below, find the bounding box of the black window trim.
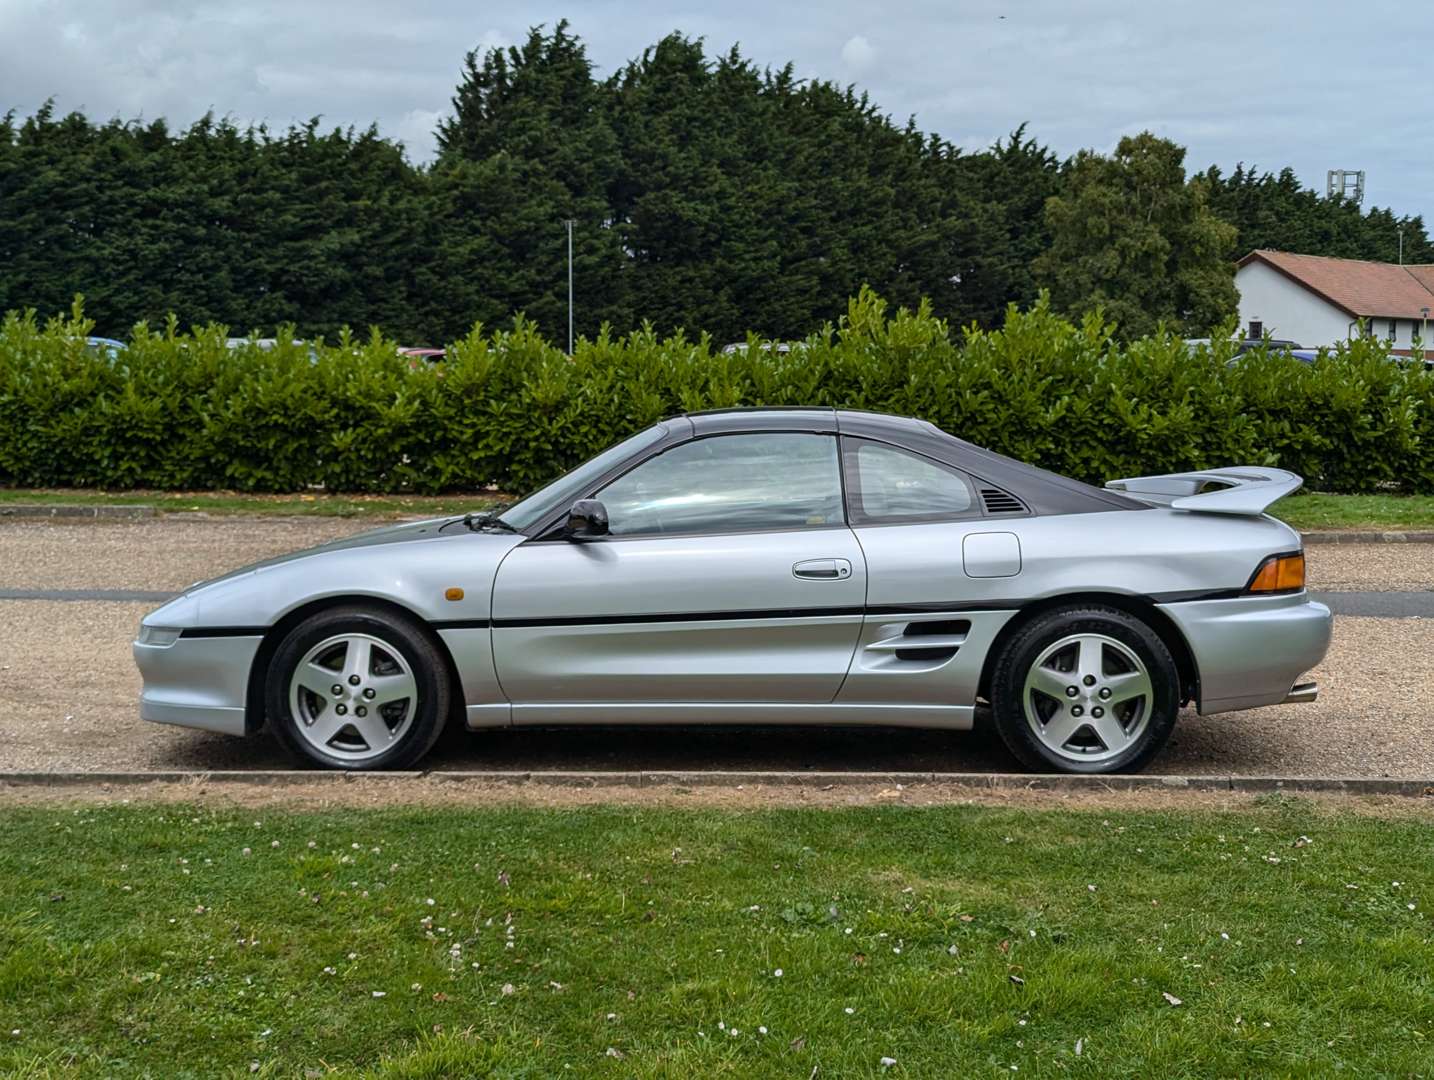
[517,418,691,540]
[839,435,1028,527]
[529,429,848,543]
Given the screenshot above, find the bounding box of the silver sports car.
[134,408,1332,774]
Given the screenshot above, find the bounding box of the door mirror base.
[563,499,610,541]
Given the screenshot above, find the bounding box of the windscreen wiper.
[462,511,518,534]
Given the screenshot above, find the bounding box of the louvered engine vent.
[979,487,1025,515]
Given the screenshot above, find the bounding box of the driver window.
[597,433,843,537]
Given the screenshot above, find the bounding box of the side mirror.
[563,499,610,541]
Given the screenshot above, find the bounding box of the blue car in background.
[1189,338,1320,368]
[1223,341,1427,369]
[1232,339,1318,365]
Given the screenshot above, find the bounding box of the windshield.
[497,423,669,532]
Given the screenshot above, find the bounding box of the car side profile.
[399,347,447,366]
[134,408,1332,774]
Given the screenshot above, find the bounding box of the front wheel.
[266,606,451,770]
[990,605,1179,774]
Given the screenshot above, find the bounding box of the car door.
[490,430,867,716]
[833,435,1027,712]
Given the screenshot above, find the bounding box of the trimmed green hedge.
[2,291,1431,495]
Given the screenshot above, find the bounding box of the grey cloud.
[0,0,1428,218]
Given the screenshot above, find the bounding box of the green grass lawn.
[4,487,1434,530]
[1,799,1431,1077]
[1271,493,1434,531]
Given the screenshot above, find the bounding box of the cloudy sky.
[3,0,1429,221]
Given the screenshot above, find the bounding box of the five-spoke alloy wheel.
[267,606,450,770]
[992,605,1179,773]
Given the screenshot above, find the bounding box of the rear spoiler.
[1104,467,1302,515]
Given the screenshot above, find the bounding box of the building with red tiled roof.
[1235,250,1434,355]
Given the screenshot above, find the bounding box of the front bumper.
[134,633,263,736]
[1160,592,1333,715]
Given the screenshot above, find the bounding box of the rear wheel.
[990,605,1179,773]
[266,606,450,770]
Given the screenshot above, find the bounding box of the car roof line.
[679,406,839,418]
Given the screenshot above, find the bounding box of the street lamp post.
[1422,306,1429,363]
[565,219,576,355]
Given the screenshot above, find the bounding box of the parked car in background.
[399,347,446,368]
[1188,338,1320,367]
[1195,336,1426,368]
[224,337,320,363]
[1234,344,1319,365]
[84,336,126,361]
[1233,338,1303,356]
[719,341,806,356]
[135,408,1330,775]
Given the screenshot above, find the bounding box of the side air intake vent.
[864,619,970,664]
[894,618,971,662]
[980,487,1026,515]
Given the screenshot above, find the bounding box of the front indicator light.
[1247,552,1305,593]
[137,625,182,647]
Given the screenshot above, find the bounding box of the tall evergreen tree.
[1201,163,1432,264]
[950,126,1062,327]
[0,104,114,323]
[603,35,999,341]
[6,25,1433,344]
[435,20,627,341]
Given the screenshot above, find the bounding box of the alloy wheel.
[1021,632,1154,765]
[287,632,419,763]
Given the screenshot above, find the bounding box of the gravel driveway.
[2,516,1430,776]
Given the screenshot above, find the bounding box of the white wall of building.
[1235,260,1434,350]
[1234,260,1355,347]
[1361,311,1432,350]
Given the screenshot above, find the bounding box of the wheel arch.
[243,595,466,736]
[977,593,1200,709]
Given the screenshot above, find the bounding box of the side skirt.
[465,703,511,729]
[495,702,975,731]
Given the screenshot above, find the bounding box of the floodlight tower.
[1326,169,1365,205]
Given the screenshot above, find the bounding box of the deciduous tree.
[1034,133,1237,340]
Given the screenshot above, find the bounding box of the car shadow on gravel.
[147,712,1024,774]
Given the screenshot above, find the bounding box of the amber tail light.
[1246,552,1306,593]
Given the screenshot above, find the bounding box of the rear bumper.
[133,633,262,736]
[1160,593,1332,715]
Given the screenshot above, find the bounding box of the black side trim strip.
[1150,588,1247,604]
[491,606,866,629]
[432,618,494,631]
[865,600,1028,616]
[182,594,1257,638]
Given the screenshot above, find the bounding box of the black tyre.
[265,605,451,770]
[990,605,1179,774]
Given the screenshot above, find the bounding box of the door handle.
[793,558,853,580]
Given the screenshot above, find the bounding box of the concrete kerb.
[1,770,1432,797]
[0,504,156,519]
[1299,530,1434,544]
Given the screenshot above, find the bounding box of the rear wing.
[1104,467,1302,515]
